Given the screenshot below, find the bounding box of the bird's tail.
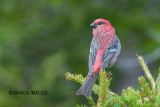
[76,74,98,98]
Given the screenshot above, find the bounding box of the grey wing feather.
[101,49,115,70]
[88,50,97,76]
[88,38,98,76]
[101,36,121,69]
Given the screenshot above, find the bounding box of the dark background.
[0,0,160,106]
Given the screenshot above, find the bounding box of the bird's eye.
[98,22,103,25]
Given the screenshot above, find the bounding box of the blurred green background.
[0,0,160,106]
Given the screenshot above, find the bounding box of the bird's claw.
[106,71,112,78]
[107,72,111,76]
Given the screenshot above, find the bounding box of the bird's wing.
[88,50,97,65]
[88,38,98,76]
[101,36,121,69]
[102,49,115,63]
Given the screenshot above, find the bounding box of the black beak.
[90,23,97,28]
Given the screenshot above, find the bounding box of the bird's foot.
[106,71,112,78]
[107,72,111,76]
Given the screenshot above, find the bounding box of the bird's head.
[90,19,111,28]
[90,18,115,36]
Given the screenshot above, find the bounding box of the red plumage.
[76,18,121,98]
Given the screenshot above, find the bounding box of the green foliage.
[65,56,160,107]
[138,76,151,103]
[121,87,141,106]
[76,104,88,107]
[65,72,85,84]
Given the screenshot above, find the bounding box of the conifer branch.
[137,55,156,96]
[65,55,160,107]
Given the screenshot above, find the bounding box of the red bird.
[76,19,121,98]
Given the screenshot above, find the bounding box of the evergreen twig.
[65,55,160,107]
